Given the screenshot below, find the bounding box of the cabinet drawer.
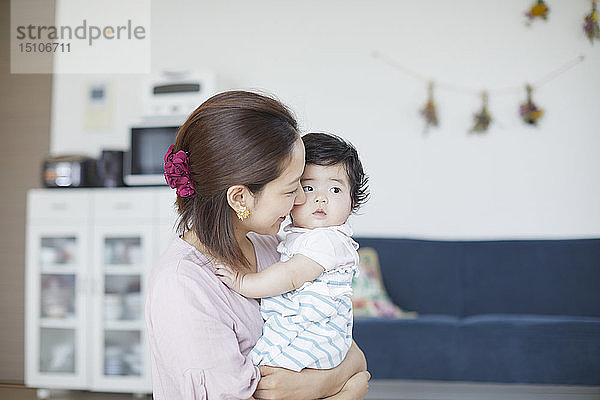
[27,189,91,222]
[93,189,154,221]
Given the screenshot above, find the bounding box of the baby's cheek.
[290,204,305,220]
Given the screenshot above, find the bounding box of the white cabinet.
[25,187,177,395]
[25,222,90,389]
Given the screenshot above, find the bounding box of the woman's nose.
[294,184,306,205]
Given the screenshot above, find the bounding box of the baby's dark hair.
[302,132,369,212]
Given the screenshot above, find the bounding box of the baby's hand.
[214,264,245,293]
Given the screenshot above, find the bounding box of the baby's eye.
[286,189,298,196]
[302,185,313,192]
[330,187,341,194]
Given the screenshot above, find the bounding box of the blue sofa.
[352,237,600,385]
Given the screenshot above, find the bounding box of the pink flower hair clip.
[163,145,195,198]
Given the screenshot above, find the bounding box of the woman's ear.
[226,185,255,212]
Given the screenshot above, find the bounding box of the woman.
[145,90,369,399]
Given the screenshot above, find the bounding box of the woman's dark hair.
[302,132,369,212]
[172,90,299,269]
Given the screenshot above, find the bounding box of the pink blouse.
[145,233,280,399]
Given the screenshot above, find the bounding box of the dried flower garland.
[584,0,600,43]
[525,0,550,25]
[470,92,492,133]
[372,52,585,136]
[519,85,544,125]
[420,82,438,133]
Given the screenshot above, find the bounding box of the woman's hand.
[255,366,314,400]
[254,367,370,400]
[323,371,370,400]
[253,341,369,400]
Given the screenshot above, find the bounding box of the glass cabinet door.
[39,274,76,374]
[25,226,89,389]
[91,225,152,392]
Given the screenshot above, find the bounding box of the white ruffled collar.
[283,221,353,237]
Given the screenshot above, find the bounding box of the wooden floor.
[2,381,599,400]
[0,385,148,400]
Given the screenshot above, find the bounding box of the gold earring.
[236,205,250,221]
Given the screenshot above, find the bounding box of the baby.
[217,132,369,371]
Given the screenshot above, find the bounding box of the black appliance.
[97,150,125,187]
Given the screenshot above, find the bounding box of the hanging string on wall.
[525,0,550,25]
[372,51,585,133]
[584,0,600,43]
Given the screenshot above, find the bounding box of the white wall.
[51,0,600,240]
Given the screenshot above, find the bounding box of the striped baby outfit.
[250,222,359,371]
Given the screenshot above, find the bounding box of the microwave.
[123,120,181,186]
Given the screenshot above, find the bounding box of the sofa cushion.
[457,314,600,385]
[352,247,417,318]
[353,315,459,380]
